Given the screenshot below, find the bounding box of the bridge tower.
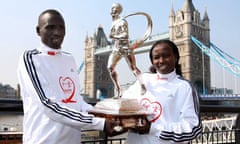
[84,25,114,99]
[169,0,211,94]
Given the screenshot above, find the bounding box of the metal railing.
[1,97,240,143]
[80,129,239,144]
[1,129,238,144]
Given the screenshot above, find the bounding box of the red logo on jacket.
[140,98,162,122]
[59,76,76,103]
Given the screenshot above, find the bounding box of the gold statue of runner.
[107,3,153,98]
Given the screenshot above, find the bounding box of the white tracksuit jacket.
[122,70,202,144]
[17,44,105,144]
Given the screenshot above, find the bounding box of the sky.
[0,0,240,93]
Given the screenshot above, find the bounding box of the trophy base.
[89,108,148,129]
[89,97,150,131]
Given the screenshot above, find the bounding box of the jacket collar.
[37,42,62,55]
[156,69,177,81]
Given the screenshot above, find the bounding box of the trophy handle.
[123,12,153,50]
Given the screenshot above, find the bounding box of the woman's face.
[151,43,176,74]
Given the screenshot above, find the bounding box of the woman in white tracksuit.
[122,40,202,144]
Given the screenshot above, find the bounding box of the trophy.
[89,2,153,132]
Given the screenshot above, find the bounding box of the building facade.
[0,83,17,99]
[84,0,211,99]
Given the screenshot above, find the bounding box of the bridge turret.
[169,3,175,40]
[182,0,195,24]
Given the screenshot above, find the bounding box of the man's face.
[151,43,176,74]
[37,13,65,49]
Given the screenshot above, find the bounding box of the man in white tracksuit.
[122,40,202,144]
[17,9,122,144]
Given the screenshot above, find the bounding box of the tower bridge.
[83,0,240,101]
[84,0,213,99]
